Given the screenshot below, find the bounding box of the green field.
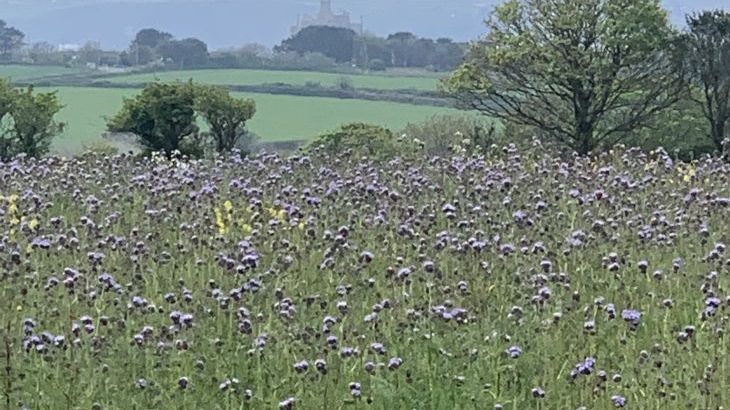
[105,69,442,91]
[0,65,83,81]
[45,86,460,154]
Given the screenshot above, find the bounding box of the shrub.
[1,85,64,160]
[336,76,354,90]
[401,114,499,156]
[368,58,387,71]
[307,123,407,158]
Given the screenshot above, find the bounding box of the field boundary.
[17,78,454,108]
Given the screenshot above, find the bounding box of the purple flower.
[611,395,626,408]
[570,357,596,378]
[387,357,403,370]
[621,309,641,327]
[178,377,189,390]
[279,397,296,410]
[505,345,522,358]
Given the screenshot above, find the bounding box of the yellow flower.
[277,209,286,222]
[214,208,227,235]
[8,203,17,214]
[298,222,305,231]
[10,217,20,226]
[224,200,233,213]
[8,194,18,203]
[242,223,253,235]
[25,244,33,254]
[683,174,691,183]
[29,218,39,230]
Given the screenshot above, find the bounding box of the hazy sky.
[2,0,728,50]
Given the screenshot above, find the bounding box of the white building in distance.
[291,0,363,36]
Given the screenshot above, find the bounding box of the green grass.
[0,64,83,82]
[43,86,460,155]
[105,69,442,91]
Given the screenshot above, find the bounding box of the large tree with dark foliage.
[134,28,173,49]
[278,26,356,63]
[158,38,209,69]
[683,10,730,152]
[446,0,685,155]
[0,20,24,59]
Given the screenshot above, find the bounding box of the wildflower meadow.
[0,142,728,409]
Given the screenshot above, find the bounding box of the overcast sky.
[2,0,728,50]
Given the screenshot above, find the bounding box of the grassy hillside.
[45,86,460,154]
[0,65,83,82]
[105,69,442,91]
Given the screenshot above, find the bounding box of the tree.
[387,32,417,67]
[78,42,104,65]
[195,85,256,153]
[121,45,157,66]
[158,38,209,69]
[0,78,14,159]
[134,28,173,49]
[446,0,684,155]
[431,38,465,71]
[0,20,24,59]
[4,87,64,159]
[277,26,356,63]
[107,82,199,155]
[683,10,730,152]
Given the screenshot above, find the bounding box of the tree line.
[446,0,730,159]
[1,22,465,73]
[276,26,466,72]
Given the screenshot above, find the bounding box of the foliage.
[107,82,200,155]
[446,0,684,155]
[121,29,209,69]
[134,28,173,49]
[307,122,406,158]
[682,10,730,152]
[158,38,210,69]
[0,78,14,159]
[335,76,354,91]
[368,58,386,71]
[277,26,357,64]
[195,85,256,153]
[0,86,64,160]
[109,69,440,92]
[354,33,465,72]
[632,92,716,161]
[0,20,24,59]
[401,114,499,156]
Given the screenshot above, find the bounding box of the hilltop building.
[291,0,363,36]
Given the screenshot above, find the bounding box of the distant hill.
[1,0,728,50]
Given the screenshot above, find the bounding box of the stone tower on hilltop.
[291,0,363,36]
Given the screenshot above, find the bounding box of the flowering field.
[1,143,728,409]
